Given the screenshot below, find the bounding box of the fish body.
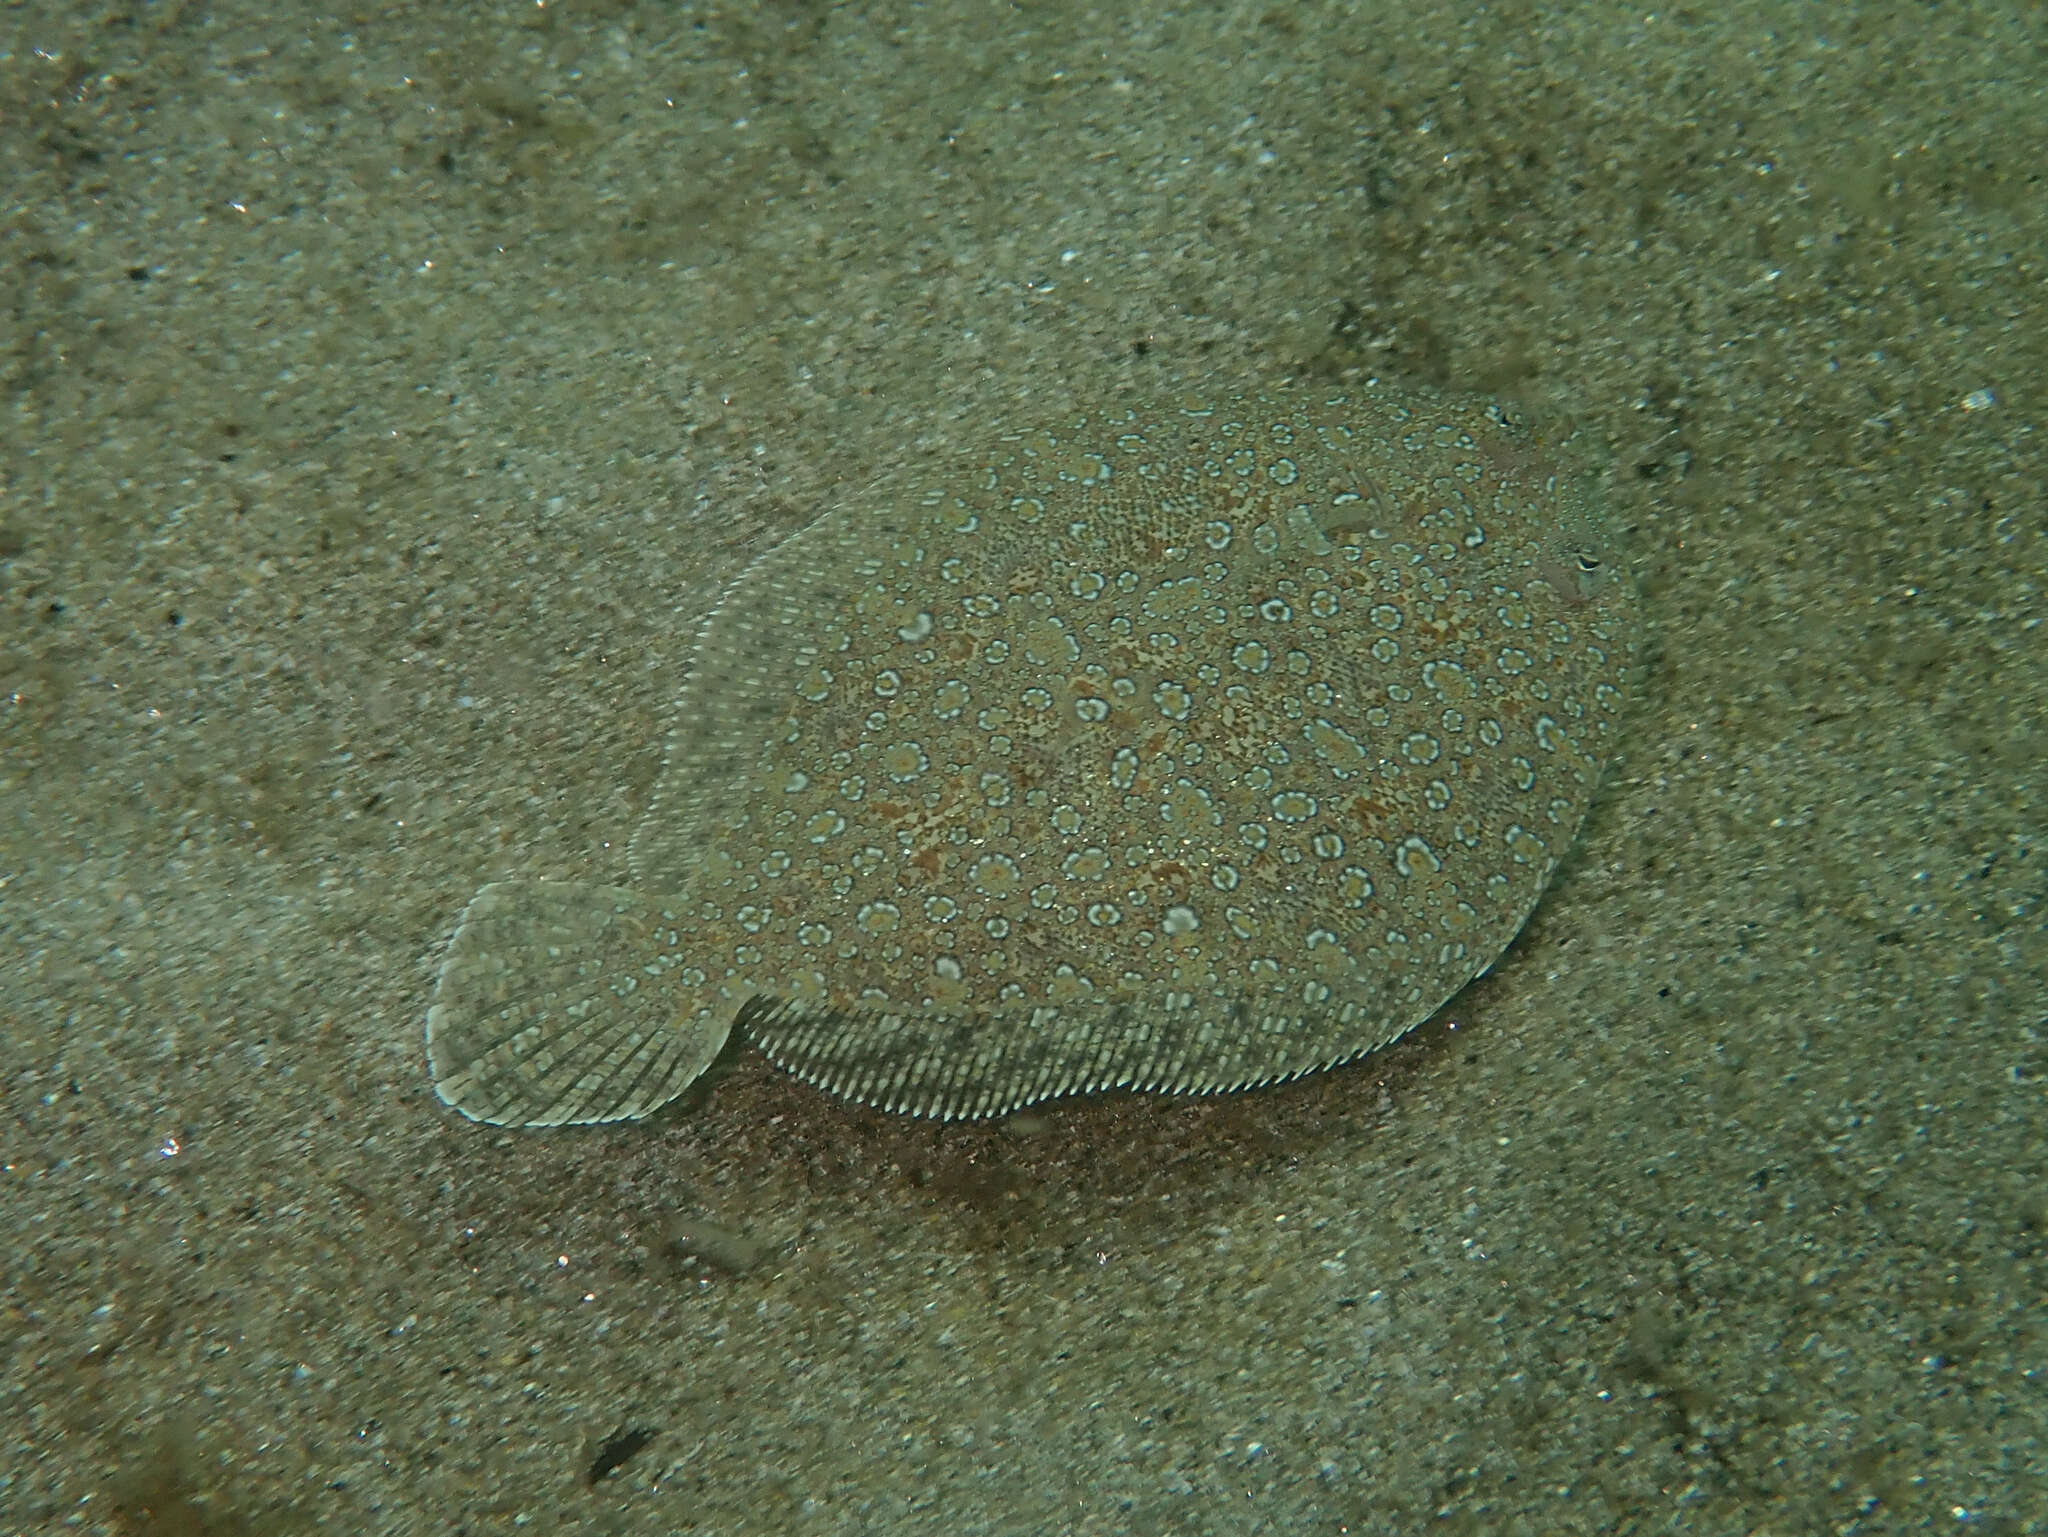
[428,382,1638,1127]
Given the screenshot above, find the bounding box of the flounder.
[427,380,1637,1126]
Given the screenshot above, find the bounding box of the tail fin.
[426,880,733,1127]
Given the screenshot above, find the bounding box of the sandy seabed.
[4,2,2043,1532]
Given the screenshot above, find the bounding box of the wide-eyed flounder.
[427,380,1638,1126]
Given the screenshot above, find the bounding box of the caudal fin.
[425,880,732,1127]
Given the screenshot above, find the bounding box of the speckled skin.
[428,380,1639,1125]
